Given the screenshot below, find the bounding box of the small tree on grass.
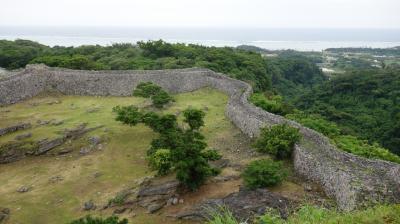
[113,106,221,190]
[132,82,173,108]
[242,159,287,189]
[254,124,301,159]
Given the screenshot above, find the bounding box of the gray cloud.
[0,0,399,28]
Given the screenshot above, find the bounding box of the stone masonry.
[0,64,399,210]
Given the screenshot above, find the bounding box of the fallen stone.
[93,172,103,178]
[0,207,10,223]
[83,201,96,211]
[17,186,31,193]
[80,147,92,155]
[147,203,165,213]
[88,136,101,145]
[176,187,293,221]
[49,175,64,183]
[46,100,61,105]
[0,123,31,136]
[212,175,240,182]
[209,159,230,169]
[113,207,128,214]
[37,120,51,126]
[86,107,100,113]
[57,148,73,155]
[51,120,64,126]
[14,133,32,140]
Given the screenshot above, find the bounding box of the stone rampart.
[0,64,399,210]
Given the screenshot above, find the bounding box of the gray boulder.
[176,187,293,221]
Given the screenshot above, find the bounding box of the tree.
[114,106,221,190]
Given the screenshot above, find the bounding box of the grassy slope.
[0,88,232,224]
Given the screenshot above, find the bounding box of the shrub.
[286,111,340,138]
[70,215,128,224]
[149,149,173,175]
[112,105,142,126]
[183,108,206,130]
[254,124,301,159]
[242,159,287,189]
[250,93,293,116]
[334,135,400,164]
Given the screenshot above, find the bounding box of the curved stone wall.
[0,64,399,211]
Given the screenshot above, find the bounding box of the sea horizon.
[1,26,400,51]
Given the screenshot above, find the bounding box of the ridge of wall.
[0,64,399,210]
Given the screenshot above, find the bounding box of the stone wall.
[0,64,399,211]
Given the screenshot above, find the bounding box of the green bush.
[242,159,287,189]
[334,135,400,164]
[112,105,143,126]
[286,111,340,138]
[70,215,128,224]
[250,93,293,116]
[108,192,127,206]
[254,124,301,159]
[149,149,173,175]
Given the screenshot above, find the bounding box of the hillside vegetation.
[293,69,400,155]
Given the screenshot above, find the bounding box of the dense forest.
[1,39,399,158]
[293,69,400,155]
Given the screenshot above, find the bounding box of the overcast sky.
[1,0,399,28]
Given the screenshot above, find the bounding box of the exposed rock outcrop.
[0,64,399,210]
[0,123,31,136]
[176,188,292,221]
[0,123,103,163]
[137,180,180,213]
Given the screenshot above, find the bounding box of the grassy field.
[0,88,237,224]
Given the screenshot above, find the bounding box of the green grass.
[208,204,400,224]
[259,204,400,224]
[0,88,230,224]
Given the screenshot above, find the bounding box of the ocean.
[1,27,400,51]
